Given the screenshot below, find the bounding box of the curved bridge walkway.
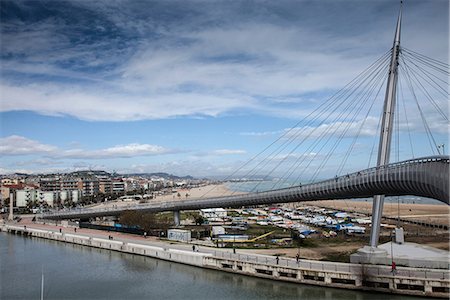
[43,156,449,220]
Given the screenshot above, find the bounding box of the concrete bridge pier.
[173,210,180,226]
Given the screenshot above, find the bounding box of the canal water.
[0,233,420,300]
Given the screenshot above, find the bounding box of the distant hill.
[123,172,196,180]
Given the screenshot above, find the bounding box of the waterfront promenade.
[2,219,449,298]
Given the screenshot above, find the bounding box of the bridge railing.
[42,155,449,218]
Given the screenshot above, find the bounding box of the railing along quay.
[3,224,448,298]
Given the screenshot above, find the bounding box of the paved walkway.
[8,217,305,268]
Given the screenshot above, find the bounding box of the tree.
[119,211,172,232]
[194,215,205,225]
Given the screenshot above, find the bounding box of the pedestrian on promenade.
[59,228,62,233]
[296,253,300,263]
[391,261,397,275]
[276,256,279,265]
[192,245,195,252]
[74,228,77,233]
[144,232,147,238]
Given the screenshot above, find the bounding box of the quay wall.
[2,224,449,298]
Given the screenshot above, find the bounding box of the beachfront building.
[124,178,141,192]
[39,176,61,191]
[61,176,79,191]
[112,180,125,194]
[1,178,23,185]
[38,191,58,207]
[98,176,112,194]
[78,177,99,196]
[60,190,81,204]
[15,189,37,207]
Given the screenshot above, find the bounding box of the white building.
[15,189,37,207]
[38,191,58,207]
[112,181,125,193]
[200,208,227,219]
[71,190,81,203]
[60,190,82,204]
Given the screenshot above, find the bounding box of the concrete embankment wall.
[2,224,449,298]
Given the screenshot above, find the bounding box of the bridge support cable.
[245,52,391,192]
[308,61,391,183]
[234,53,391,190]
[268,58,390,190]
[401,47,449,75]
[398,77,415,158]
[401,54,449,99]
[212,51,392,197]
[367,105,384,169]
[335,68,388,176]
[399,63,441,155]
[200,50,391,199]
[270,58,391,190]
[400,53,449,121]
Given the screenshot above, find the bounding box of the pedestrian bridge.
[42,155,449,220]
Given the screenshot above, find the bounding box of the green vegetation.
[321,252,351,263]
[119,211,172,232]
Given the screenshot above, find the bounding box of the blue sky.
[0,0,448,177]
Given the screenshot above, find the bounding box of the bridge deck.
[43,156,449,220]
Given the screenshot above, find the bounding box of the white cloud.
[240,130,281,137]
[0,12,386,122]
[0,135,57,155]
[1,2,446,123]
[0,135,175,159]
[61,143,173,159]
[284,117,380,140]
[0,83,256,121]
[211,149,247,155]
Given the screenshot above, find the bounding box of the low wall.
[2,224,448,298]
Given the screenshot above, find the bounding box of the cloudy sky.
[0,0,448,177]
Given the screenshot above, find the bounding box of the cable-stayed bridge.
[43,155,448,221]
[40,4,448,249]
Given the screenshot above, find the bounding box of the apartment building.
[39,176,61,191]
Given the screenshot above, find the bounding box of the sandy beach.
[155,183,239,201]
[91,184,238,209]
[303,200,450,226]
